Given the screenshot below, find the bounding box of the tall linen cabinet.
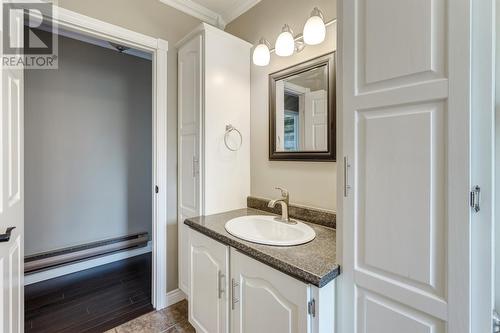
[177,23,251,295]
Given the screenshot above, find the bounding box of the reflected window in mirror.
[269,52,335,161]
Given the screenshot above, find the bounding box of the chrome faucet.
[268,187,296,224]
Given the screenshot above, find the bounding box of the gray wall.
[25,33,152,255]
[226,0,337,211]
[57,0,202,292]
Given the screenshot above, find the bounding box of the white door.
[275,80,285,151]
[339,0,471,332]
[230,249,310,333]
[178,34,202,295]
[0,4,24,332]
[304,90,327,151]
[188,230,229,333]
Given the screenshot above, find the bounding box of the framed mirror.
[269,52,335,161]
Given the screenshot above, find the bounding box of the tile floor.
[105,300,195,333]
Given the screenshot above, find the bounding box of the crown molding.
[159,0,262,29]
[222,0,261,24]
[175,22,252,49]
[159,0,226,28]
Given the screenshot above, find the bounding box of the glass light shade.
[275,25,295,57]
[303,8,326,45]
[252,40,270,66]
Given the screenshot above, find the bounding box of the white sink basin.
[225,215,316,246]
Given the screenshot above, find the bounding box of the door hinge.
[155,185,159,194]
[493,310,500,333]
[470,185,481,213]
[308,298,316,317]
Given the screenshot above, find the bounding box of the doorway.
[23,27,155,332]
[0,6,168,332]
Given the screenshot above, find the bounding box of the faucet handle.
[274,187,289,199]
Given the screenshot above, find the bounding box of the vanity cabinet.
[230,249,310,333]
[188,229,229,333]
[177,23,251,296]
[187,229,335,333]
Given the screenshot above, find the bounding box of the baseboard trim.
[24,241,152,285]
[25,232,149,274]
[166,288,186,307]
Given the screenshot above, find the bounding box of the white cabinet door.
[339,0,471,332]
[231,249,310,333]
[178,34,203,295]
[0,5,24,333]
[189,229,229,333]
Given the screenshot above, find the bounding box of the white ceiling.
[159,0,261,29]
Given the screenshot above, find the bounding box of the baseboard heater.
[24,232,149,274]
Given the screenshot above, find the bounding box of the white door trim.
[471,0,495,331]
[30,6,169,310]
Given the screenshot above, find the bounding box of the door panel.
[189,229,229,333]
[1,232,23,333]
[180,135,197,210]
[340,0,470,332]
[304,90,327,151]
[178,36,201,218]
[1,4,24,331]
[231,249,309,333]
[275,81,285,151]
[178,34,202,295]
[357,288,445,333]
[357,102,445,295]
[240,277,296,332]
[7,76,21,207]
[359,0,446,91]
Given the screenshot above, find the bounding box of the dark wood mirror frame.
[269,52,336,161]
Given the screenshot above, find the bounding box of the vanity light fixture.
[275,24,295,57]
[251,7,334,66]
[252,38,271,66]
[303,7,326,45]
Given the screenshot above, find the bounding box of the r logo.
[3,2,53,54]
[2,1,58,68]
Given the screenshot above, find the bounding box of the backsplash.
[247,196,336,229]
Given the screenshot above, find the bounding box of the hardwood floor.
[25,253,154,333]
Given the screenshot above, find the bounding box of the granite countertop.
[184,208,340,288]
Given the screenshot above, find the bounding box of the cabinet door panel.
[231,249,309,333]
[178,34,203,295]
[340,0,471,332]
[189,229,229,333]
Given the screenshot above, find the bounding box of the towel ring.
[224,124,243,151]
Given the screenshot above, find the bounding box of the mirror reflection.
[275,65,328,152]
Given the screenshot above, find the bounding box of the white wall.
[226,0,337,211]
[57,0,202,292]
[25,32,152,256]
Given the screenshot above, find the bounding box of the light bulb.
[303,7,326,45]
[252,38,270,66]
[275,24,295,57]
